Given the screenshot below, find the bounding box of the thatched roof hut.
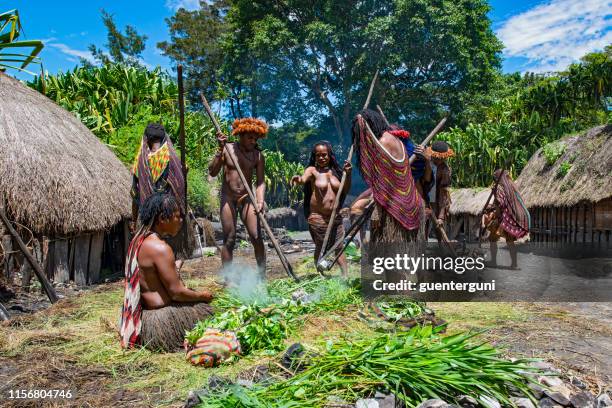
[515,124,612,245]
[446,188,491,241]
[0,72,132,286]
[0,72,131,235]
[515,124,612,208]
[449,188,491,216]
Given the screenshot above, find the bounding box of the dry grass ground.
[1,251,610,407]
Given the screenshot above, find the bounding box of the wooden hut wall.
[528,198,611,247]
[44,221,128,286]
[448,214,481,242]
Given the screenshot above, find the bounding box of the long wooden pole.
[177,65,188,250]
[317,70,379,268]
[0,205,58,303]
[200,93,298,281]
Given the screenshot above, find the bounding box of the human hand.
[415,145,430,160]
[436,218,444,227]
[343,160,352,174]
[290,175,301,186]
[200,290,214,303]
[129,221,136,234]
[216,131,227,148]
[257,201,266,213]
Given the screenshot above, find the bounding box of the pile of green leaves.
[375,299,425,322]
[200,325,541,408]
[185,277,361,354]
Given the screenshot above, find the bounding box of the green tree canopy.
[86,9,148,67]
[160,0,503,147]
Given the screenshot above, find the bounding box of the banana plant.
[0,9,43,73]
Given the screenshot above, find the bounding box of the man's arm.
[209,132,227,177]
[153,241,212,303]
[255,151,266,212]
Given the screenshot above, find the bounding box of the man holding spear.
[208,118,267,274]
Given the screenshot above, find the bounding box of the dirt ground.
[0,248,610,407]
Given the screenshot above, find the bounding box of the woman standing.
[291,142,351,276]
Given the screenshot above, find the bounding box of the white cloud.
[165,0,200,11]
[496,0,612,72]
[46,42,95,63]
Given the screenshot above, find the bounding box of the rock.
[457,395,479,408]
[529,383,546,399]
[570,392,595,408]
[531,361,560,374]
[571,378,587,390]
[511,398,536,408]
[291,288,309,302]
[236,379,254,388]
[208,375,232,390]
[539,398,563,408]
[596,394,612,408]
[544,391,570,406]
[183,390,201,408]
[540,376,564,388]
[479,396,501,408]
[355,399,379,408]
[326,395,351,407]
[373,392,398,408]
[416,399,448,408]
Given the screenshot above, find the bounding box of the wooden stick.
[0,205,58,303]
[376,104,389,126]
[317,71,380,268]
[200,93,298,281]
[177,65,188,250]
[363,69,379,110]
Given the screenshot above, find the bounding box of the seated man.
[120,193,213,352]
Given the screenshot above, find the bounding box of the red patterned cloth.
[494,171,530,239]
[356,115,422,231]
[119,232,150,348]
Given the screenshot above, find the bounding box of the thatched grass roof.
[449,188,491,216]
[0,72,131,235]
[515,124,612,208]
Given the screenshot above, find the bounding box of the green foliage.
[185,277,361,354]
[86,9,148,67]
[557,162,572,178]
[441,47,611,187]
[28,64,178,138]
[0,9,43,73]
[188,167,216,215]
[201,325,542,407]
[542,142,567,166]
[344,242,361,262]
[161,0,502,145]
[263,150,304,208]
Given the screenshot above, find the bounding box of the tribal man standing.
[209,118,267,274]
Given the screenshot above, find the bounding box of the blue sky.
[7,0,612,80]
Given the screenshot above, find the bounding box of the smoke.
[221,263,270,304]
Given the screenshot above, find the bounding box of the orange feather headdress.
[231,118,269,138]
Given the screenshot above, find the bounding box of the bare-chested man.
[208,118,268,273]
[291,142,351,276]
[120,193,213,352]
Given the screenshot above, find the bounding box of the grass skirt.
[141,302,213,352]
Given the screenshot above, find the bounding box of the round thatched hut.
[447,188,491,242]
[0,71,132,287]
[515,124,612,246]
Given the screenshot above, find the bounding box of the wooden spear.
[200,93,299,281]
[0,205,58,303]
[317,70,379,271]
[177,65,188,250]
